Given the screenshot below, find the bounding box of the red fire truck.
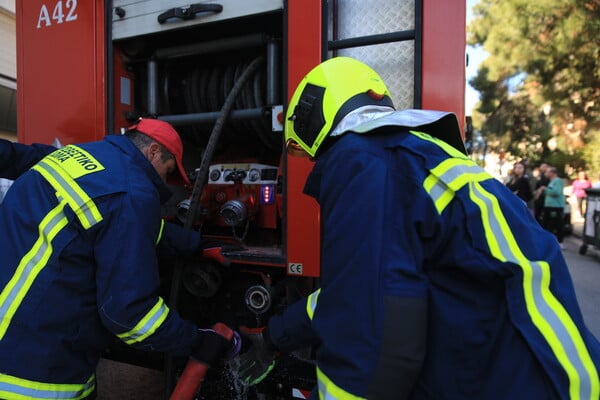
[16,1,465,398]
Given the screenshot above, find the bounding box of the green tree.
[582,129,600,179]
[468,0,600,167]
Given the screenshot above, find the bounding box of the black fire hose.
[164,56,265,399]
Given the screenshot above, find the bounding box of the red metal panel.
[285,0,322,277]
[17,0,106,145]
[421,0,466,137]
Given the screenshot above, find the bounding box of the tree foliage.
[468,0,600,170]
[582,129,600,179]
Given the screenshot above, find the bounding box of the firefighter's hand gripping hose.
[192,324,242,366]
[170,323,241,400]
[237,326,278,386]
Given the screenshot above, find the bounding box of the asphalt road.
[562,227,600,338]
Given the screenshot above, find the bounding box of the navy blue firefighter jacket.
[0,135,202,399]
[0,137,204,258]
[267,125,600,399]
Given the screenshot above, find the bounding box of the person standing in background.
[505,161,533,210]
[539,166,566,247]
[533,162,550,224]
[571,170,592,219]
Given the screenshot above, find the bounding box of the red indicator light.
[261,185,274,204]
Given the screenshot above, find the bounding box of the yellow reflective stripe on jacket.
[316,366,365,400]
[430,158,491,192]
[306,289,321,320]
[411,129,486,214]
[32,158,102,229]
[117,297,170,344]
[0,373,94,400]
[156,219,165,245]
[423,174,454,214]
[409,130,470,160]
[423,158,492,214]
[416,128,598,398]
[469,181,599,399]
[0,372,94,400]
[0,200,69,340]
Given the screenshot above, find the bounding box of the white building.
[0,0,16,141]
[0,0,15,203]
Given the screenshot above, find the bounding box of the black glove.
[237,326,277,386]
[192,325,241,366]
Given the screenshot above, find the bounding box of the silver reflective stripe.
[424,174,453,214]
[0,201,69,340]
[418,129,597,398]
[424,160,492,214]
[0,372,95,400]
[427,177,448,202]
[469,181,597,399]
[433,162,489,192]
[306,289,321,320]
[33,160,102,229]
[318,378,332,399]
[117,298,170,344]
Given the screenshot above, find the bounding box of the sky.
[465,0,488,115]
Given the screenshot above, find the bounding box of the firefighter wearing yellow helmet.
[239,57,600,400]
[284,56,395,157]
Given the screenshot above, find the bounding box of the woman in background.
[506,161,533,210]
[571,170,592,219]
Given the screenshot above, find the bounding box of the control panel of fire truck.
[208,163,278,185]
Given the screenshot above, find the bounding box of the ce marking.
[288,263,303,275]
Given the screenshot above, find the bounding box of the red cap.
[128,118,190,186]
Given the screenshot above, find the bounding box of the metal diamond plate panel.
[330,0,416,109]
[337,42,415,110]
[334,0,415,37]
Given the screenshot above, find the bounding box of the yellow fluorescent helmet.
[285,57,394,157]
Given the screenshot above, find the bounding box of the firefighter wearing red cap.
[0,119,238,399]
[238,57,600,399]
